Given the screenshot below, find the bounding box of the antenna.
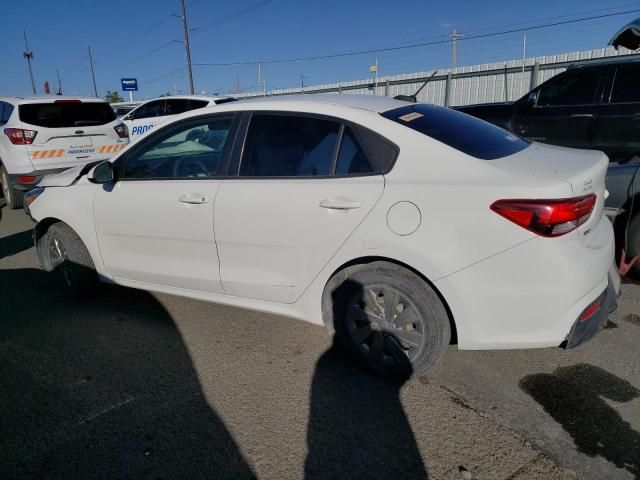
[22,31,36,95]
[56,69,63,95]
[393,70,438,103]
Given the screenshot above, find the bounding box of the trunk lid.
[489,142,609,242]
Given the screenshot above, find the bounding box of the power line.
[142,66,187,86]
[192,0,273,34]
[194,8,640,67]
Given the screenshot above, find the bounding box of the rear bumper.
[9,168,69,190]
[563,276,617,349]
[435,215,616,350]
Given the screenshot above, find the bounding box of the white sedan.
[25,94,618,378]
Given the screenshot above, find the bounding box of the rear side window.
[189,100,209,110]
[240,115,339,177]
[382,104,529,160]
[19,102,116,128]
[335,127,374,174]
[132,100,165,119]
[0,102,14,124]
[610,64,640,103]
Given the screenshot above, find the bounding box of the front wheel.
[325,262,451,379]
[42,222,99,298]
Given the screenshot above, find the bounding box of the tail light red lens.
[490,194,597,237]
[114,123,129,138]
[17,175,37,184]
[4,128,37,145]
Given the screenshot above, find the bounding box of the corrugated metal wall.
[237,46,638,106]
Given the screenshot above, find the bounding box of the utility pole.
[300,74,308,89]
[450,29,464,68]
[56,68,62,95]
[257,63,265,96]
[180,0,195,94]
[22,31,36,95]
[88,47,98,97]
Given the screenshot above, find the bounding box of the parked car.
[121,95,235,144]
[110,101,141,118]
[455,56,640,276]
[25,95,617,378]
[0,96,129,208]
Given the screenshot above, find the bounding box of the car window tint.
[18,102,116,127]
[382,104,528,160]
[611,64,640,103]
[165,99,191,115]
[240,115,339,177]
[335,127,374,175]
[133,100,165,119]
[537,69,601,106]
[124,116,233,179]
[189,100,209,110]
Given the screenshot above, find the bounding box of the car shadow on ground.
[0,267,256,479]
[0,229,33,259]
[305,279,428,479]
[520,364,640,479]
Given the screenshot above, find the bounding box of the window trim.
[116,112,240,182]
[534,67,606,108]
[605,64,640,105]
[229,110,397,180]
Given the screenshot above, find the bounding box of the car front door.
[94,113,237,293]
[591,63,640,161]
[511,67,604,149]
[123,99,168,143]
[213,112,389,304]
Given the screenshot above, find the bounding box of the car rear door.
[511,67,605,149]
[94,113,237,293]
[19,100,125,170]
[213,112,388,304]
[591,62,640,161]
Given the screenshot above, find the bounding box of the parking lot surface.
[1,207,638,479]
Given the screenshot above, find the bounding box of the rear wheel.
[42,223,99,298]
[325,262,451,379]
[1,166,24,209]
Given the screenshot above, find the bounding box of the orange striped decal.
[47,149,57,158]
[98,146,106,153]
[56,149,64,157]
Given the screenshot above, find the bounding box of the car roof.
[234,93,411,113]
[0,96,108,104]
[137,95,227,104]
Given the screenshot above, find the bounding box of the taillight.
[4,128,37,145]
[114,123,128,139]
[490,194,597,237]
[17,175,37,184]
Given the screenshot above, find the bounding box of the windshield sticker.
[398,112,424,122]
[504,134,519,142]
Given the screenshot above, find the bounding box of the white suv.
[0,96,129,208]
[122,95,234,144]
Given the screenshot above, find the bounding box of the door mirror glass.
[89,161,115,184]
[527,91,538,107]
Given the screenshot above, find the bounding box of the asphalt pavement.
[1,206,638,480]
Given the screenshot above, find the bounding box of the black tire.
[1,166,24,209]
[625,213,640,278]
[42,222,99,298]
[324,262,451,379]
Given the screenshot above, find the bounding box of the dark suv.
[456,57,640,276]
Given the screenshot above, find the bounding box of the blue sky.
[1,0,638,99]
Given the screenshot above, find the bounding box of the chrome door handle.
[570,113,594,118]
[179,193,209,204]
[319,198,362,210]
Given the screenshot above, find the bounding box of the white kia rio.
[25,94,619,378]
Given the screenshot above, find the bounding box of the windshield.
[19,102,116,128]
[381,104,529,160]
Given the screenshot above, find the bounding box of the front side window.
[240,115,339,177]
[123,116,233,179]
[610,64,640,104]
[164,99,191,115]
[537,69,601,107]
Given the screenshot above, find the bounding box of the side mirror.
[89,161,115,184]
[527,91,539,107]
[123,114,132,121]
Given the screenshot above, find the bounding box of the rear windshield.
[19,102,116,128]
[381,104,529,160]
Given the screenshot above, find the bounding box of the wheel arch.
[322,255,458,344]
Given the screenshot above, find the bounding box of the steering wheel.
[172,155,211,177]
